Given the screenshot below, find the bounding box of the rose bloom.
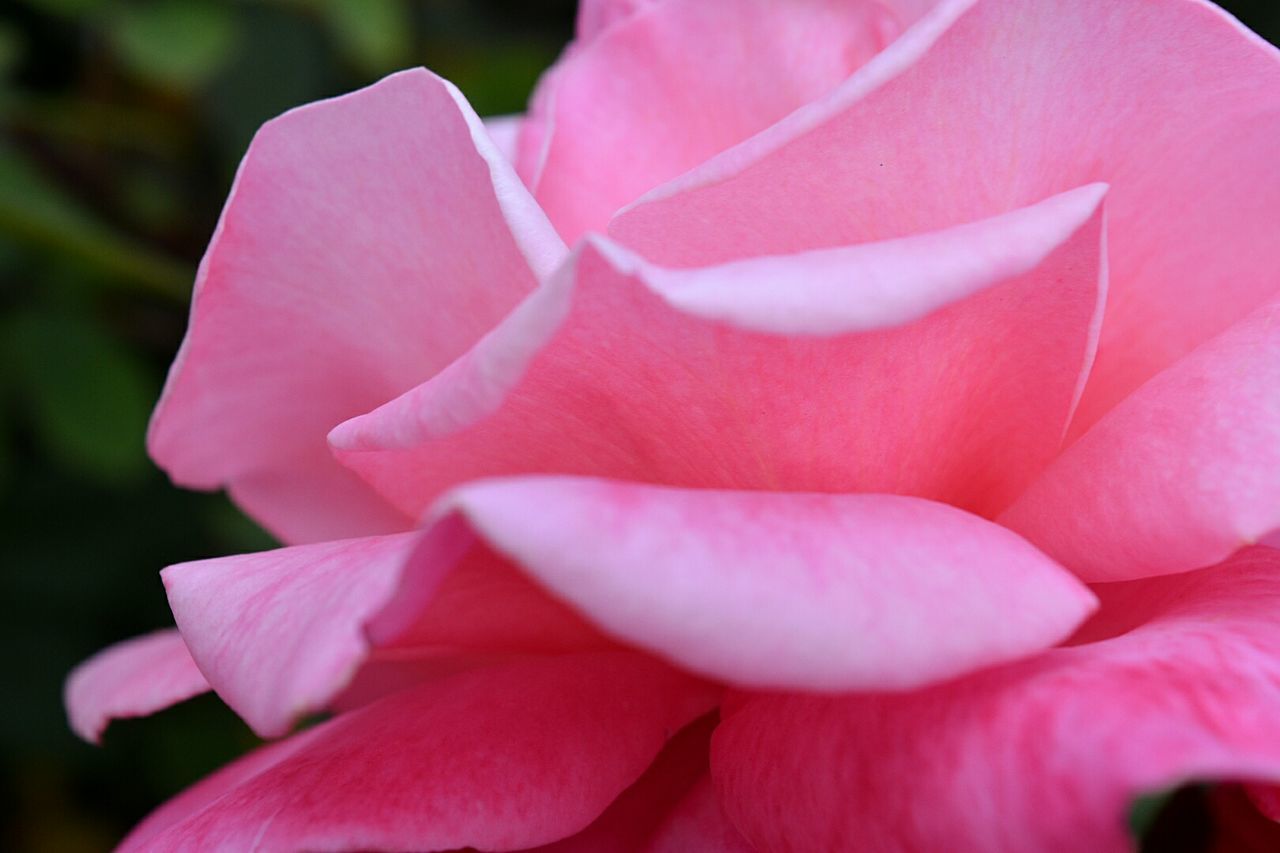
[65,0,1280,850]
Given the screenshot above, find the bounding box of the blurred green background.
[0,1,1276,850]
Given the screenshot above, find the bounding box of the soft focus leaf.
[0,145,191,299]
[5,308,154,482]
[18,0,104,16]
[107,0,238,91]
[319,0,410,73]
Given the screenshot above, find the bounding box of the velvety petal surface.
[612,0,1280,427]
[119,652,716,852]
[65,629,210,743]
[520,0,931,241]
[148,67,565,544]
[332,185,1106,520]
[438,477,1096,691]
[1000,299,1280,582]
[712,548,1280,852]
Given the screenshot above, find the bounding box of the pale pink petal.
[645,777,754,853]
[162,533,421,737]
[332,185,1106,520]
[120,653,716,852]
[162,525,610,737]
[711,547,1280,852]
[148,68,565,544]
[612,0,1280,428]
[530,713,717,852]
[484,113,523,163]
[1000,299,1280,582]
[522,0,925,241]
[164,476,1093,737]
[575,0,658,41]
[65,630,210,744]
[433,477,1096,691]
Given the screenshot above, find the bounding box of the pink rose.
[66,0,1280,849]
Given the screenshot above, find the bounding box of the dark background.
[0,1,1275,850]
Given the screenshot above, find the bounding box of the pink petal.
[711,547,1280,852]
[164,475,1093,738]
[1000,299,1280,582]
[575,0,658,41]
[148,68,565,544]
[436,477,1096,691]
[485,113,523,163]
[611,0,1280,430]
[65,630,210,744]
[332,184,1106,520]
[522,0,925,241]
[120,652,716,852]
[530,712,717,852]
[163,522,610,738]
[645,777,754,853]
[162,532,422,738]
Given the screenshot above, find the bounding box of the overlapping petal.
[441,478,1096,691]
[612,0,1280,427]
[711,548,1280,852]
[65,630,210,743]
[148,68,565,544]
[519,0,932,240]
[162,533,423,737]
[1001,299,1280,582]
[119,653,716,852]
[331,184,1107,520]
[163,475,1094,739]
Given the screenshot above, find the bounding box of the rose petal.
[163,523,609,737]
[436,477,1096,692]
[484,114,523,163]
[574,0,658,42]
[165,475,1094,737]
[1000,299,1280,582]
[65,630,210,744]
[712,547,1280,852]
[612,0,1280,429]
[332,184,1106,520]
[530,712,717,852]
[645,776,754,853]
[162,532,431,738]
[148,68,565,544]
[522,0,925,241]
[120,652,716,852]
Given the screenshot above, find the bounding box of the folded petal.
[65,630,210,744]
[1000,299,1280,582]
[530,712,717,852]
[521,0,930,241]
[439,477,1096,692]
[162,533,424,737]
[612,0,1280,428]
[332,184,1106,520]
[148,68,565,544]
[165,475,1093,738]
[484,114,523,163]
[164,523,609,738]
[711,547,1280,852]
[120,652,716,852]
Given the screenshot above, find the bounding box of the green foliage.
[5,306,154,482]
[107,0,239,91]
